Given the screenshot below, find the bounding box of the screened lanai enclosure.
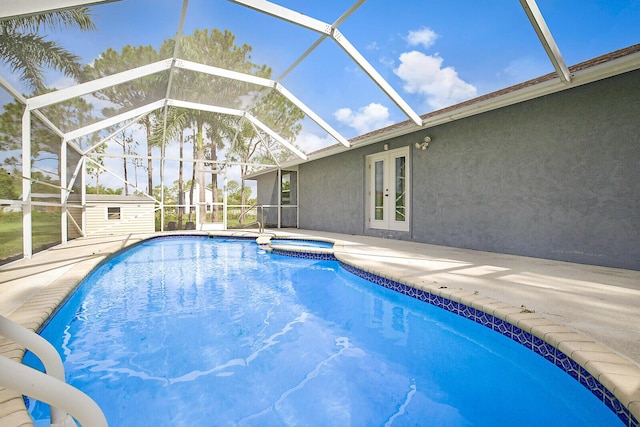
[1,0,639,264]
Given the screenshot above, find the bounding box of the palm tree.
[176,28,261,222]
[150,106,191,228]
[0,8,96,90]
[81,44,166,195]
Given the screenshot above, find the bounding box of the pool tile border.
[336,260,640,427]
[269,247,336,260]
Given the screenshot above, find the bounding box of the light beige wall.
[85,202,155,236]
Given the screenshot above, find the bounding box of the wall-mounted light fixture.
[383,143,389,151]
[415,136,431,150]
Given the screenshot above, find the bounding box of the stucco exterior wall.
[256,171,279,227]
[299,151,366,235]
[298,70,640,270]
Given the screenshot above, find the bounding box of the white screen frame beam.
[228,0,423,126]
[27,60,172,111]
[519,0,571,83]
[176,59,349,147]
[0,0,120,20]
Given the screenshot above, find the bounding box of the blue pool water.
[26,237,621,426]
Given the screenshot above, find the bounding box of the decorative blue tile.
[532,337,555,362]
[556,352,580,380]
[493,318,512,338]
[451,301,461,314]
[459,304,475,320]
[579,368,594,388]
[475,311,493,327]
[271,248,336,260]
[582,374,605,401]
[441,298,456,313]
[512,327,533,349]
[415,290,429,302]
[603,389,625,419]
[629,411,639,427]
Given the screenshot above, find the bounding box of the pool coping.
[0,231,638,426]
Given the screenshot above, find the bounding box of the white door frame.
[366,146,410,232]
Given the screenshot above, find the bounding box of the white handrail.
[0,315,108,427]
[238,203,265,233]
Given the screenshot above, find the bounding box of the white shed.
[84,195,156,236]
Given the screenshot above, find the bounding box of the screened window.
[107,207,121,220]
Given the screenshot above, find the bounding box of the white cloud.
[394,51,477,110]
[406,27,439,49]
[334,103,393,134]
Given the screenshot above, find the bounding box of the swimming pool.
[26,236,622,426]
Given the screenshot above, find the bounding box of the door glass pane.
[374,160,384,220]
[281,172,291,205]
[395,156,406,221]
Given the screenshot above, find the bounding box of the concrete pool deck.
[0,230,639,426]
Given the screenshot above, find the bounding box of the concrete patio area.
[1,230,639,426]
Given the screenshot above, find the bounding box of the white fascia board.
[228,0,331,35]
[275,83,349,147]
[0,0,119,19]
[519,0,571,83]
[64,99,165,142]
[28,59,172,110]
[244,113,307,160]
[175,59,274,88]
[332,28,423,127]
[166,99,245,117]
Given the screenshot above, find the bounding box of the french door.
[367,147,410,231]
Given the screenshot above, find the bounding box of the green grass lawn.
[0,211,61,263]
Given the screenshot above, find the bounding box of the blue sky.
[2,0,639,157]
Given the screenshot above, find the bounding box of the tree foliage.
[0,8,96,90]
[0,94,96,191]
[81,45,168,194]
